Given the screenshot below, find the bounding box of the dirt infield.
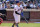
[3,21,34,23]
[3,21,26,23]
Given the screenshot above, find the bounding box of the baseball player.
[12,1,23,27]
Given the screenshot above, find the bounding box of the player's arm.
[15,11,21,15]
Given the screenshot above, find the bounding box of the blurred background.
[0,0,40,22]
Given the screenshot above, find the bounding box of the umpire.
[0,2,7,20]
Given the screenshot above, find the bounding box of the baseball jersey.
[13,5,23,15]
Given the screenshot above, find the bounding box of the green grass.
[0,23,40,27]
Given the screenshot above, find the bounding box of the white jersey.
[13,5,23,15]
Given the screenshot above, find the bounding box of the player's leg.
[15,15,20,27]
[12,14,16,27]
[12,22,16,27]
[15,23,19,27]
[12,15,19,27]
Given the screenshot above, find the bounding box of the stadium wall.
[6,9,40,21]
